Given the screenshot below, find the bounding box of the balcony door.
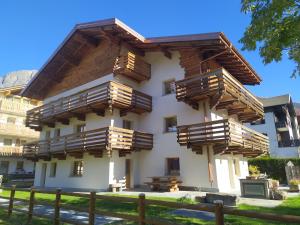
[40,163,47,187]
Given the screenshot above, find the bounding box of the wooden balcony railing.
[175,68,264,122]
[23,127,153,160]
[114,52,151,82]
[0,123,39,139]
[0,146,23,157]
[26,81,152,130]
[177,119,269,157]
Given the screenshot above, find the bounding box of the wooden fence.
[2,186,300,225]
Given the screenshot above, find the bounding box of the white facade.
[247,110,300,158]
[33,52,249,193]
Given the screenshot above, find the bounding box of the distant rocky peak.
[0,70,37,89]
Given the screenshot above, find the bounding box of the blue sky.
[0,0,299,101]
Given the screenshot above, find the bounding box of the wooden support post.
[138,193,145,225]
[54,188,61,225]
[8,185,16,217]
[28,188,35,223]
[89,191,96,225]
[214,200,224,225]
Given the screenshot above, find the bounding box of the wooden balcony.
[0,146,23,157]
[26,81,152,130]
[177,119,269,157]
[23,127,153,160]
[0,123,39,139]
[175,68,264,122]
[114,52,151,82]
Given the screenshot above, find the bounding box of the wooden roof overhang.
[21,18,261,100]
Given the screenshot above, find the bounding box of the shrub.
[289,179,300,186]
[248,165,260,176]
[248,157,300,184]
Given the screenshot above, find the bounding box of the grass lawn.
[0,190,300,224]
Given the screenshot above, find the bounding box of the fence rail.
[2,186,300,225]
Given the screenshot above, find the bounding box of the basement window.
[166,158,180,176]
[50,162,57,177]
[165,116,177,132]
[163,79,176,95]
[71,161,83,177]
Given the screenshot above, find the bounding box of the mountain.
[0,70,37,89]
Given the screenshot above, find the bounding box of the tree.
[240,0,300,77]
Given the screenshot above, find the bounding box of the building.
[22,18,269,193]
[248,94,300,158]
[0,70,40,175]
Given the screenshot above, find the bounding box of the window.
[163,79,176,95]
[49,162,57,177]
[75,124,86,133]
[45,131,51,140]
[7,117,16,124]
[4,139,12,146]
[54,129,60,140]
[250,119,265,125]
[71,161,83,177]
[123,120,132,129]
[15,139,21,147]
[21,140,27,146]
[0,161,9,174]
[166,158,180,175]
[165,116,177,132]
[16,161,24,171]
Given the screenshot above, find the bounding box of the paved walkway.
[0,198,122,224]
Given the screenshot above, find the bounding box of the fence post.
[28,188,35,223]
[214,200,224,225]
[54,188,61,225]
[8,185,16,217]
[138,193,145,225]
[89,191,96,225]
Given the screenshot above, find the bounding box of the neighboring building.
[22,18,268,193]
[294,103,300,134]
[0,70,40,175]
[248,94,300,158]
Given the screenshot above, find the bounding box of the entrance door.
[40,163,47,187]
[125,159,131,189]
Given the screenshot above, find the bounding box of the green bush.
[248,157,300,184]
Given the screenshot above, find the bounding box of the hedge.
[248,157,300,184]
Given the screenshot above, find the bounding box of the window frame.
[71,161,84,177]
[163,79,176,95]
[164,116,177,133]
[49,162,57,177]
[166,157,180,176]
[16,161,24,171]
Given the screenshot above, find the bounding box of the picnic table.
[145,176,182,192]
